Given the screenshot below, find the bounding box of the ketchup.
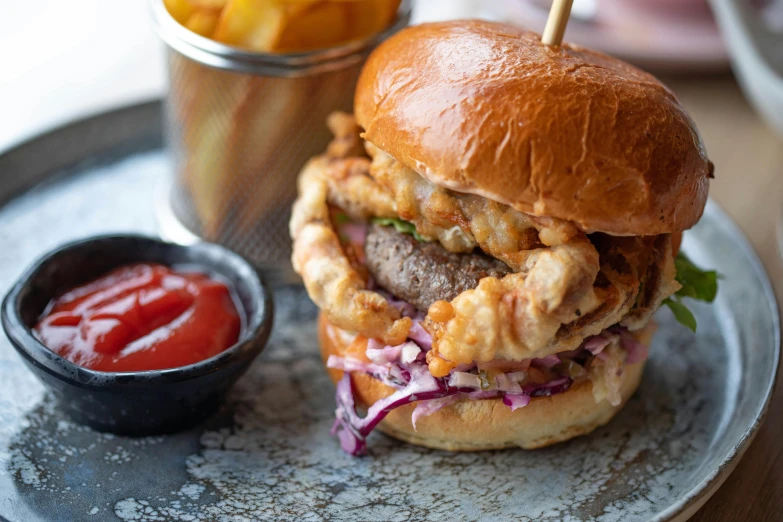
[34,263,241,372]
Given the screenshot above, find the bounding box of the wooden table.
[664,75,783,522]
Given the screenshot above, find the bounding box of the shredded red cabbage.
[526,377,572,397]
[327,355,407,388]
[583,335,612,355]
[407,320,432,350]
[330,379,366,455]
[592,327,651,365]
[495,373,522,392]
[617,330,649,364]
[330,355,576,455]
[465,390,500,400]
[366,344,403,365]
[502,394,531,411]
[448,371,482,388]
[328,297,648,455]
[385,294,418,318]
[326,355,389,380]
[388,362,411,385]
[532,353,560,368]
[411,395,459,429]
[332,363,448,455]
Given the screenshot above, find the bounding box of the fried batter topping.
[290,122,410,346]
[290,113,680,366]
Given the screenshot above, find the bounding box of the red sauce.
[34,263,241,372]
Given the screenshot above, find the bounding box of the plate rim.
[654,199,780,522]
[0,102,779,521]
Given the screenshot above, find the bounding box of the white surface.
[0,0,166,152]
[0,0,484,154]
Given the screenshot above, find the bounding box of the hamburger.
[290,20,718,455]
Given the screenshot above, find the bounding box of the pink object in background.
[492,0,729,72]
[614,0,714,16]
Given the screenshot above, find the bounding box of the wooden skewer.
[541,0,575,47]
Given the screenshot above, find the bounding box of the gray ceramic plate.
[0,102,778,522]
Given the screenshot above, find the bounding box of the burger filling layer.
[324,310,651,456]
[364,222,512,310]
[291,113,680,363]
[290,113,715,456]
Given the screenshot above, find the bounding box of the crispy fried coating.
[365,143,583,272]
[424,238,603,363]
[290,150,410,346]
[290,113,680,364]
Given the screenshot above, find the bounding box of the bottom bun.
[319,314,646,451]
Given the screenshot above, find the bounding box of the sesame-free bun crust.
[319,314,645,451]
[354,20,712,236]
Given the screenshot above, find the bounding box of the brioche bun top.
[354,20,712,236]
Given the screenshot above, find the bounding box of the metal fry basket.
[150,0,411,284]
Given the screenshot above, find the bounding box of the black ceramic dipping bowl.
[1,234,273,436]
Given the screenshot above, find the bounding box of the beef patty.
[364,224,512,311]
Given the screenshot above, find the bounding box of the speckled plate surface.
[0,102,778,522]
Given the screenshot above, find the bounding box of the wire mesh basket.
[151,0,411,284]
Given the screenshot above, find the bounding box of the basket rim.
[149,0,412,75]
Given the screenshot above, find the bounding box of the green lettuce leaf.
[333,212,351,225]
[371,217,428,242]
[662,298,697,332]
[664,252,719,332]
[673,253,718,302]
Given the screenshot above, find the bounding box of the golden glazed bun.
[319,314,646,451]
[355,20,712,236]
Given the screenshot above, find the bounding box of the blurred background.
[2,0,781,151]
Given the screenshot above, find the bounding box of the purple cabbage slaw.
[329,356,576,455]
[328,310,649,456]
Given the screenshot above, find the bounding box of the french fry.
[185,10,221,37]
[169,55,252,238]
[229,76,311,236]
[213,0,287,50]
[166,0,402,52]
[343,0,401,41]
[186,0,228,9]
[234,65,361,236]
[274,2,349,52]
[164,0,195,25]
